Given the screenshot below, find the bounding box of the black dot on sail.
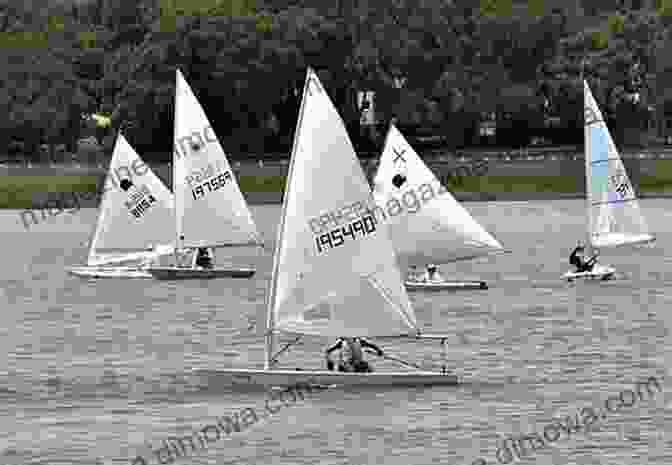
[191,142,201,151]
[392,173,406,188]
[120,179,133,191]
[179,235,185,240]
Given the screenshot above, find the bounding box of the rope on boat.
[381,353,425,371]
[270,335,302,366]
[365,349,425,371]
[367,338,452,374]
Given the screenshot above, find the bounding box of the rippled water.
[1,200,670,465]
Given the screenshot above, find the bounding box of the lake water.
[1,200,670,465]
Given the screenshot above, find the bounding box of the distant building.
[357,90,376,126]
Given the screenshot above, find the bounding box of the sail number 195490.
[315,215,377,254]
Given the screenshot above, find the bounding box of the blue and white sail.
[584,80,654,249]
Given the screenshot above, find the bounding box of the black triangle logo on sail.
[392,173,406,188]
[120,179,133,191]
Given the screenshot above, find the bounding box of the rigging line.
[590,158,621,165]
[591,198,637,206]
[366,349,443,372]
[366,272,419,334]
[270,335,302,366]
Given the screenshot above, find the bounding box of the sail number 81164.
[315,215,377,254]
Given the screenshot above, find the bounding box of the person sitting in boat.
[569,242,598,272]
[325,337,384,373]
[409,265,421,281]
[424,264,442,282]
[194,247,214,269]
[140,244,159,267]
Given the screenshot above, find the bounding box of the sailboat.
[67,133,176,279]
[372,124,505,291]
[147,70,263,280]
[195,68,458,387]
[562,80,654,281]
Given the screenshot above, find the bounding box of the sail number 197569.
[315,215,377,254]
[191,171,232,200]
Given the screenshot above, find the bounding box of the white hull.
[562,264,616,281]
[147,266,255,280]
[193,368,458,388]
[67,265,153,279]
[405,279,487,291]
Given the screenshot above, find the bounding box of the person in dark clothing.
[194,247,213,269]
[325,337,384,372]
[424,264,443,282]
[569,243,598,272]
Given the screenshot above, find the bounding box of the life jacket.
[569,249,582,267]
[341,338,363,363]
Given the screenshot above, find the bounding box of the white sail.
[372,124,503,266]
[87,134,175,266]
[173,69,261,249]
[584,80,653,249]
[268,68,419,339]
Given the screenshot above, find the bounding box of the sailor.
[569,242,598,272]
[141,243,159,267]
[325,337,384,373]
[409,264,419,280]
[194,247,214,269]
[424,264,442,282]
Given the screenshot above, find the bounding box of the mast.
[173,69,181,264]
[584,80,594,256]
[87,132,124,265]
[264,69,312,370]
[85,137,114,265]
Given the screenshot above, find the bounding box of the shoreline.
[3,158,672,208]
[245,191,672,204]
[12,190,672,209]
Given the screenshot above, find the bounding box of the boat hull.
[147,266,255,280]
[405,280,488,291]
[562,264,616,282]
[66,266,153,279]
[193,368,459,388]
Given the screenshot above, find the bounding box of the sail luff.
[86,151,112,265]
[264,68,313,370]
[173,70,180,251]
[584,80,593,253]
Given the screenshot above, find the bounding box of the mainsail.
[87,133,175,266]
[265,68,418,368]
[173,69,261,249]
[372,124,504,267]
[584,80,654,249]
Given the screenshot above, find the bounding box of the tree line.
[1,0,671,163]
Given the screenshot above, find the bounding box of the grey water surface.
[1,200,670,465]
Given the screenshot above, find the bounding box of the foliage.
[480,0,513,18]
[591,30,609,49]
[657,0,672,16]
[608,14,625,35]
[3,0,672,161]
[527,0,545,18]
